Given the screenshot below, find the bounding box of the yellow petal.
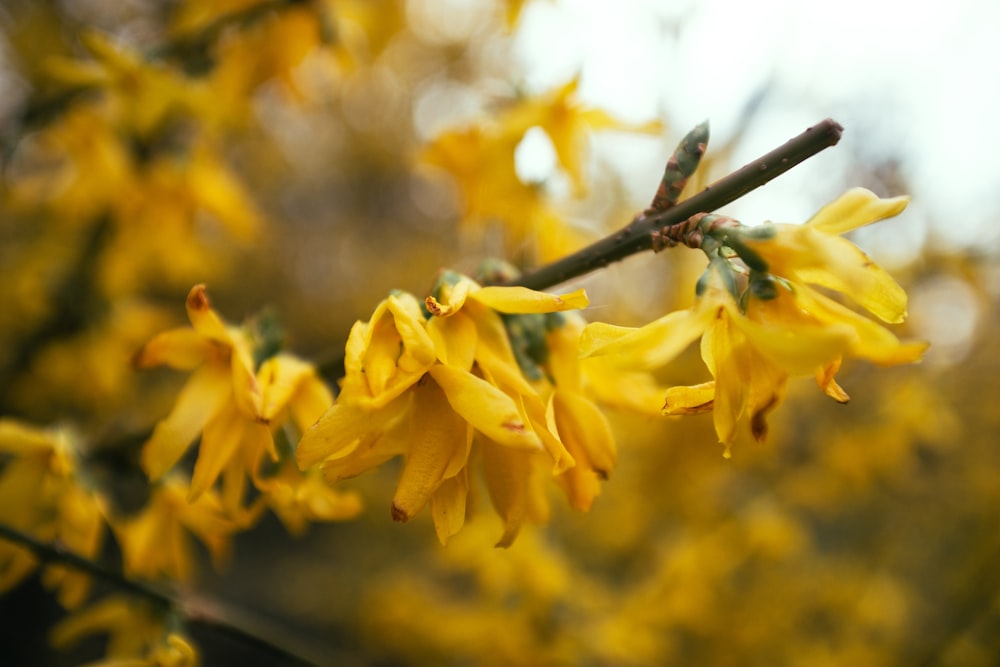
[552,390,616,479]
[387,292,437,371]
[229,333,264,420]
[816,360,851,403]
[427,310,477,371]
[0,420,59,456]
[49,595,133,650]
[663,381,715,415]
[580,306,713,368]
[289,374,335,434]
[188,404,245,502]
[731,300,854,375]
[428,365,541,450]
[258,354,331,424]
[795,229,909,323]
[391,379,470,522]
[185,284,230,343]
[425,275,474,317]
[321,430,407,483]
[141,365,231,480]
[806,188,909,235]
[470,286,589,314]
[133,328,212,370]
[710,315,747,452]
[544,318,583,392]
[296,403,374,469]
[744,347,788,443]
[791,284,928,365]
[481,441,532,548]
[431,470,469,545]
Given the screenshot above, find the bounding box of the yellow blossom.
[136,284,263,492]
[498,76,663,196]
[115,476,236,582]
[0,420,106,608]
[581,189,930,450]
[43,31,195,138]
[50,595,197,666]
[738,188,912,323]
[298,274,589,545]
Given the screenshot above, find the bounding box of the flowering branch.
[0,522,323,667]
[511,118,844,291]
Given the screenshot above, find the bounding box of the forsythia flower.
[115,475,236,582]
[51,595,198,667]
[0,420,106,609]
[297,273,593,545]
[581,190,928,455]
[136,284,264,495]
[136,286,361,530]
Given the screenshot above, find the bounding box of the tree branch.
[0,522,324,667]
[511,118,844,291]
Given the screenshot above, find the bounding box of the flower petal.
[188,404,246,502]
[806,188,909,235]
[185,284,231,343]
[133,327,212,370]
[431,469,469,546]
[580,306,714,368]
[391,379,471,522]
[141,365,231,481]
[426,311,477,371]
[296,402,377,469]
[794,230,909,323]
[663,381,715,415]
[470,286,589,314]
[428,365,541,450]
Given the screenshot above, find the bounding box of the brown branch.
[0,522,325,667]
[511,118,844,291]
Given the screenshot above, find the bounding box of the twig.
[0,522,324,667]
[512,118,844,291]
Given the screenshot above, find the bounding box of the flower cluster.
[297,271,627,546]
[134,284,361,545]
[0,421,106,609]
[582,188,928,456]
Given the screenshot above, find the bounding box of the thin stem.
[0,523,323,667]
[511,118,844,291]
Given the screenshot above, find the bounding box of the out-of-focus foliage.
[0,1,996,666]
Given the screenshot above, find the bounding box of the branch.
[0,523,324,667]
[512,118,844,291]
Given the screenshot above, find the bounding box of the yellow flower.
[51,596,198,667]
[137,287,359,532]
[0,420,106,608]
[298,274,589,545]
[582,256,926,455]
[43,31,195,138]
[498,77,662,196]
[115,476,236,582]
[136,284,264,494]
[737,188,912,323]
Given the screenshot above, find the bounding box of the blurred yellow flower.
[0,420,106,609]
[51,595,198,667]
[499,76,662,196]
[136,284,263,493]
[43,31,195,138]
[115,476,236,582]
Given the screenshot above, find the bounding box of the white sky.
[513,0,1000,262]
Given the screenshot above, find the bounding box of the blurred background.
[0,0,997,665]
